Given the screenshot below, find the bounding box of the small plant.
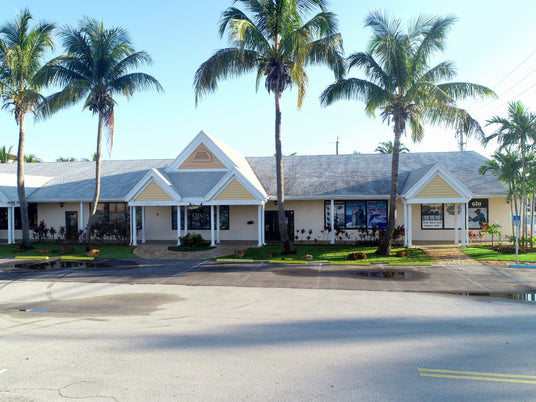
[179,233,205,248]
[480,222,501,246]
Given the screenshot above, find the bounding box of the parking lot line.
[418,368,536,384]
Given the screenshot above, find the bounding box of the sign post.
[513,215,521,264]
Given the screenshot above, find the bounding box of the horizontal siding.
[216,179,255,200]
[179,144,226,170]
[136,181,173,202]
[416,175,460,198]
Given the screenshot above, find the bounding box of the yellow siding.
[215,179,255,200]
[416,175,461,199]
[179,144,226,169]
[135,181,173,202]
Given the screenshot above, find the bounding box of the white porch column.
[79,202,85,243]
[403,201,408,247]
[129,206,133,246]
[210,205,216,246]
[176,205,181,245]
[184,206,188,233]
[454,203,459,244]
[461,202,467,247]
[257,205,262,246]
[262,203,266,245]
[407,204,413,247]
[216,206,221,244]
[330,199,335,244]
[7,206,12,244]
[11,206,15,244]
[132,206,138,246]
[141,206,146,244]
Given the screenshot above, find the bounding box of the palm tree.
[24,154,41,163]
[0,9,55,249]
[375,141,409,154]
[485,101,536,242]
[38,18,163,250]
[479,150,522,235]
[56,157,78,162]
[320,11,495,255]
[194,0,344,253]
[0,146,15,163]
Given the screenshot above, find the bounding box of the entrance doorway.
[65,211,78,241]
[265,210,294,241]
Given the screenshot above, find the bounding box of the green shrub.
[179,233,205,248]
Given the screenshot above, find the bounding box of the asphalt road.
[1,258,536,401]
[1,257,536,295]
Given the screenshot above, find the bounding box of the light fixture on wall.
[60,202,64,208]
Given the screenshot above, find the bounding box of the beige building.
[0,131,510,246]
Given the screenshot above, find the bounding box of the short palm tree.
[375,141,409,154]
[39,18,163,250]
[56,157,77,162]
[24,154,41,163]
[0,9,55,249]
[0,146,15,163]
[479,149,522,235]
[194,0,344,253]
[321,11,495,254]
[485,101,536,241]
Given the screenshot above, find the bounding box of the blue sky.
[1,0,535,161]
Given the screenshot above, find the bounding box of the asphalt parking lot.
[1,257,535,296]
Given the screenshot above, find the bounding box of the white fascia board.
[206,169,267,202]
[166,130,236,172]
[208,200,263,206]
[129,200,179,207]
[403,163,473,200]
[406,197,469,204]
[125,168,181,202]
[279,195,391,201]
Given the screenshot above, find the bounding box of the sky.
[1,0,535,162]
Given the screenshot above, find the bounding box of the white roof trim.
[205,170,267,202]
[125,168,182,202]
[403,163,473,201]
[166,130,236,172]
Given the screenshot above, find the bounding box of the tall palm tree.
[194,0,344,253]
[485,101,536,242]
[38,18,163,250]
[0,9,55,249]
[320,11,495,255]
[0,146,15,163]
[375,141,409,154]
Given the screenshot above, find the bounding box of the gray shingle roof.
[0,150,507,203]
[246,151,508,199]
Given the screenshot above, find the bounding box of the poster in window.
[346,201,366,228]
[443,203,462,229]
[366,200,387,229]
[468,198,488,229]
[421,203,443,229]
[324,201,345,229]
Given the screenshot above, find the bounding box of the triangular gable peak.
[126,169,181,205]
[403,163,473,204]
[166,131,236,172]
[206,171,267,205]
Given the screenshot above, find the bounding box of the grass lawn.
[0,243,135,259]
[462,246,536,263]
[222,244,433,264]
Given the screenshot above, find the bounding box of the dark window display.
[324,200,387,229]
[171,205,229,230]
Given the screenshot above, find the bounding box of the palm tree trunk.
[376,119,403,255]
[521,143,527,245]
[85,112,105,251]
[17,113,31,249]
[274,90,293,254]
[531,187,535,247]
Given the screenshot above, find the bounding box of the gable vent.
[194,151,211,160]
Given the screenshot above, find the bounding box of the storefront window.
[0,204,38,229]
[171,205,229,230]
[324,200,387,229]
[421,199,489,230]
[421,204,444,229]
